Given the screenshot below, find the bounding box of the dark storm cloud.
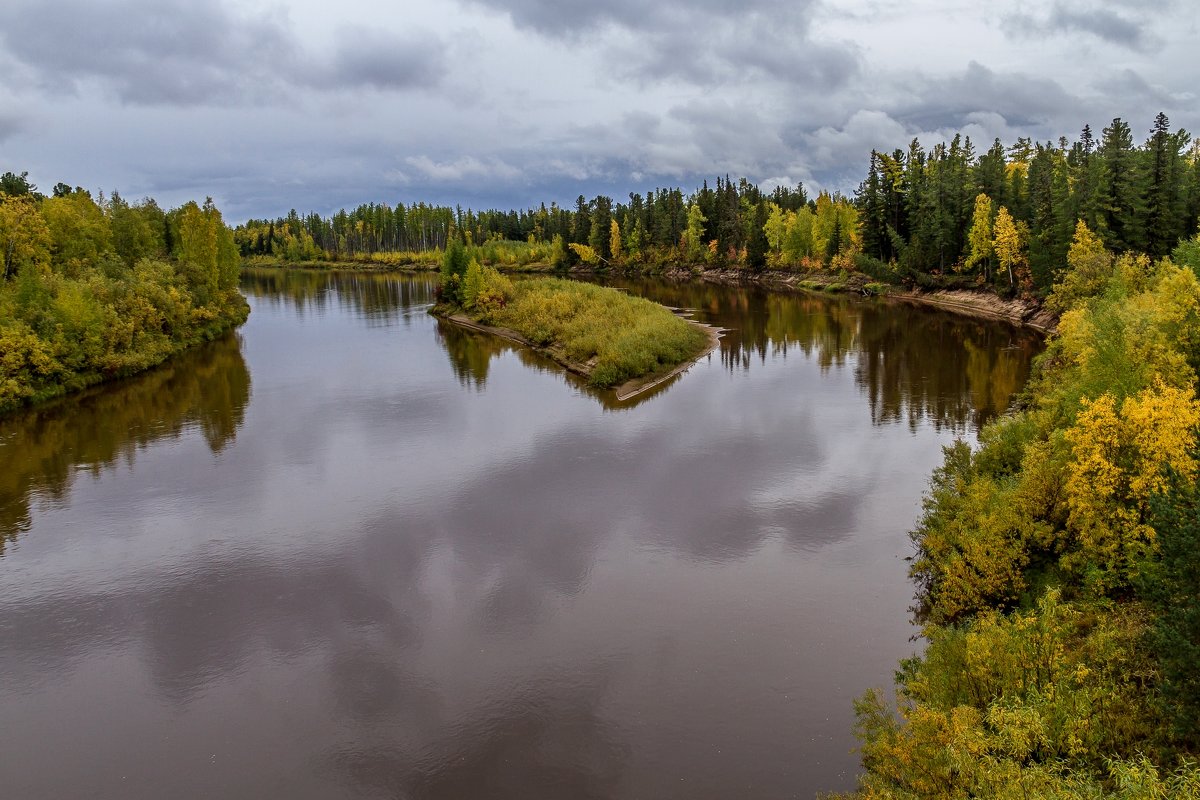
[0,0,446,105]
[467,0,795,37]
[1003,2,1155,51]
[471,0,857,91]
[890,61,1081,131]
[314,28,446,91]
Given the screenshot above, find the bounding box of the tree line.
[237,113,1199,297]
[0,172,247,414]
[858,113,1200,292]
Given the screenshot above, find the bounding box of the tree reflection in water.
[0,333,251,550]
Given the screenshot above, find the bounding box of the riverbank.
[0,190,249,418]
[250,258,1058,334]
[661,266,1058,332]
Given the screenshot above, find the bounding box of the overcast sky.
[0,0,1196,221]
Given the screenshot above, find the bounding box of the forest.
[0,173,248,414]
[237,114,1200,299]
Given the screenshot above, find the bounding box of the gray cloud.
[613,15,860,91]
[1003,1,1156,50]
[305,27,447,91]
[1,0,1197,220]
[0,111,24,143]
[471,0,859,92]
[466,0,792,37]
[888,61,1081,131]
[0,0,446,105]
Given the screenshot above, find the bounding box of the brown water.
[0,270,1042,799]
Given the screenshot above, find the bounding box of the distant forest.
[237,113,1200,294]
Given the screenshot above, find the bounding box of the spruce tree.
[1143,472,1200,745]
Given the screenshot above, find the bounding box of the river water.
[0,270,1042,799]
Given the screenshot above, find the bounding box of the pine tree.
[1143,472,1200,744]
[747,201,769,271]
[1144,112,1189,257]
[1097,117,1146,251]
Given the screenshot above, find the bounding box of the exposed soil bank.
[659,267,1058,333]
[430,307,723,401]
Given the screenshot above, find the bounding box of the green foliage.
[848,232,1200,798]
[440,238,470,304]
[461,259,513,320]
[1174,234,1200,279]
[1142,472,1200,744]
[467,278,708,388]
[0,184,248,416]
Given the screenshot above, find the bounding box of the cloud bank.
[0,0,1195,220]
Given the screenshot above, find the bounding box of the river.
[0,269,1043,799]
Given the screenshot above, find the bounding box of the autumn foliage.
[838,226,1200,798]
[0,176,248,414]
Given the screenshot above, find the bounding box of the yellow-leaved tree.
[0,195,52,281]
[1064,379,1200,589]
[962,193,993,280]
[1046,221,1113,313]
[992,206,1027,290]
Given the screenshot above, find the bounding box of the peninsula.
[430,242,719,400]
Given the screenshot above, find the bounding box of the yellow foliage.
[568,242,598,264]
[0,195,52,280]
[1046,222,1114,313]
[1064,381,1200,586]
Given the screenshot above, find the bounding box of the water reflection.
[0,269,1047,800]
[242,269,1037,426]
[436,318,506,390]
[604,279,1043,431]
[0,333,250,550]
[241,266,437,323]
[435,313,684,409]
[324,669,629,800]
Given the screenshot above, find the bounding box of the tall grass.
[489,278,708,388]
[248,239,557,271]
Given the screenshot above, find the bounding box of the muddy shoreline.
[658,267,1058,333]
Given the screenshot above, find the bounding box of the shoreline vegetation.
[235,113,1199,331]
[245,256,1060,333]
[0,172,248,416]
[429,241,717,399]
[831,224,1200,797]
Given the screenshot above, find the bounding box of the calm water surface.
[0,270,1042,799]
